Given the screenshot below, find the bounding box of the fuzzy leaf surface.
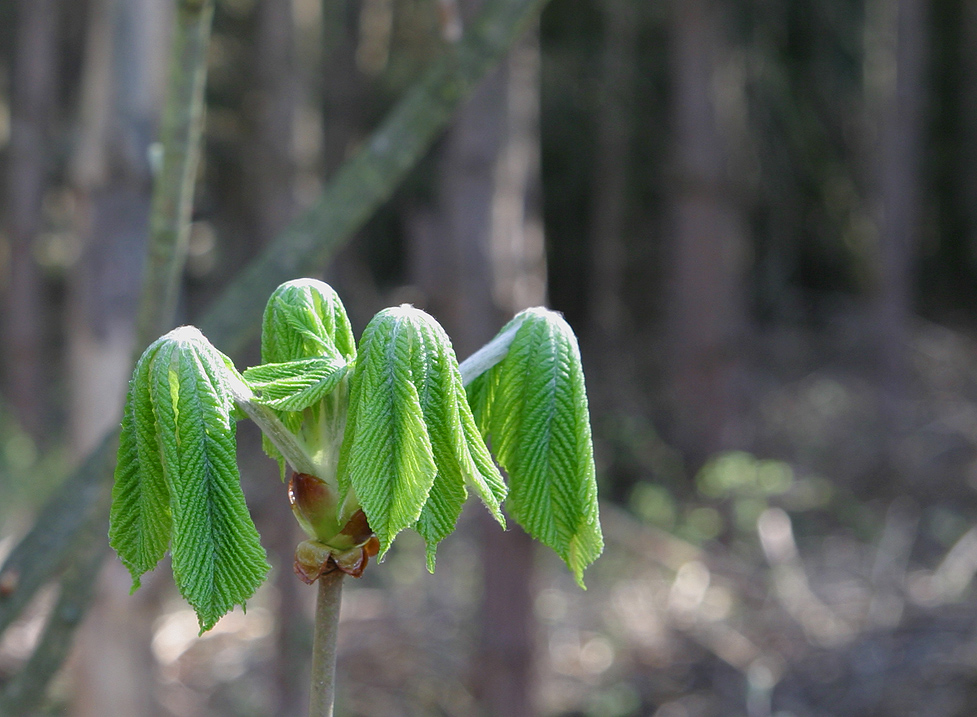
[110,327,270,631]
[467,308,602,587]
[403,311,507,569]
[243,356,349,412]
[109,337,172,590]
[338,307,438,556]
[339,307,506,566]
[257,279,355,474]
[261,279,356,364]
[168,339,270,631]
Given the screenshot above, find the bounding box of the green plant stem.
[458,312,527,385]
[224,371,321,476]
[309,572,345,717]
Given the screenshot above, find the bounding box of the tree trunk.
[68,0,171,713]
[666,0,750,465]
[2,0,60,440]
[321,0,368,180]
[586,0,638,415]
[964,2,977,268]
[408,11,545,715]
[247,2,305,713]
[67,0,170,456]
[320,0,375,314]
[250,0,298,247]
[873,0,927,405]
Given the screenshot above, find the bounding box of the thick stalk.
[309,572,344,717]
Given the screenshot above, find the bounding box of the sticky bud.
[288,472,379,581]
[288,472,341,544]
[293,537,380,584]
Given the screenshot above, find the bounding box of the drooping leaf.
[166,336,270,631]
[339,307,438,556]
[406,313,506,569]
[458,386,508,523]
[406,323,467,570]
[243,356,349,412]
[467,308,602,587]
[465,365,493,435]
[340,306,506,567]
[110,327,270,632]
[108,337,172,590]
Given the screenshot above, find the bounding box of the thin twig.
[309,572,345,717]
[135,0,216,349]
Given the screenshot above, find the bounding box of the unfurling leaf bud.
[293,536,380,584]
[288,472,341,543]
[288,471,379,582]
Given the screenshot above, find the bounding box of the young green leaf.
[261,278,356,364]
[109,337,173,590]
[243,356,349,412]
[339,307,437,557]
[339,306,506,565]
[404,311,507,569]
[257,279,356,476]
[163,335,270,631]
[110,327,270,632]
[467,308,603,587]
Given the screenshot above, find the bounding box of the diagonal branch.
[0,503,109,715]
[199,0,552,355]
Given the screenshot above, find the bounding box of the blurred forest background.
[3,0,977,715]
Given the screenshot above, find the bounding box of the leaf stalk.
[458,313,527,386]
[224,370,322,477]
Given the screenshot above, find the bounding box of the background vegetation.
[2,0,977,714]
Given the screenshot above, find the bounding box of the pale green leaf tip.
[569,530,604,590]
[166,325,206,344]
[569,557,593,590]
[376,537,393,563]
[487,504,506,530]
